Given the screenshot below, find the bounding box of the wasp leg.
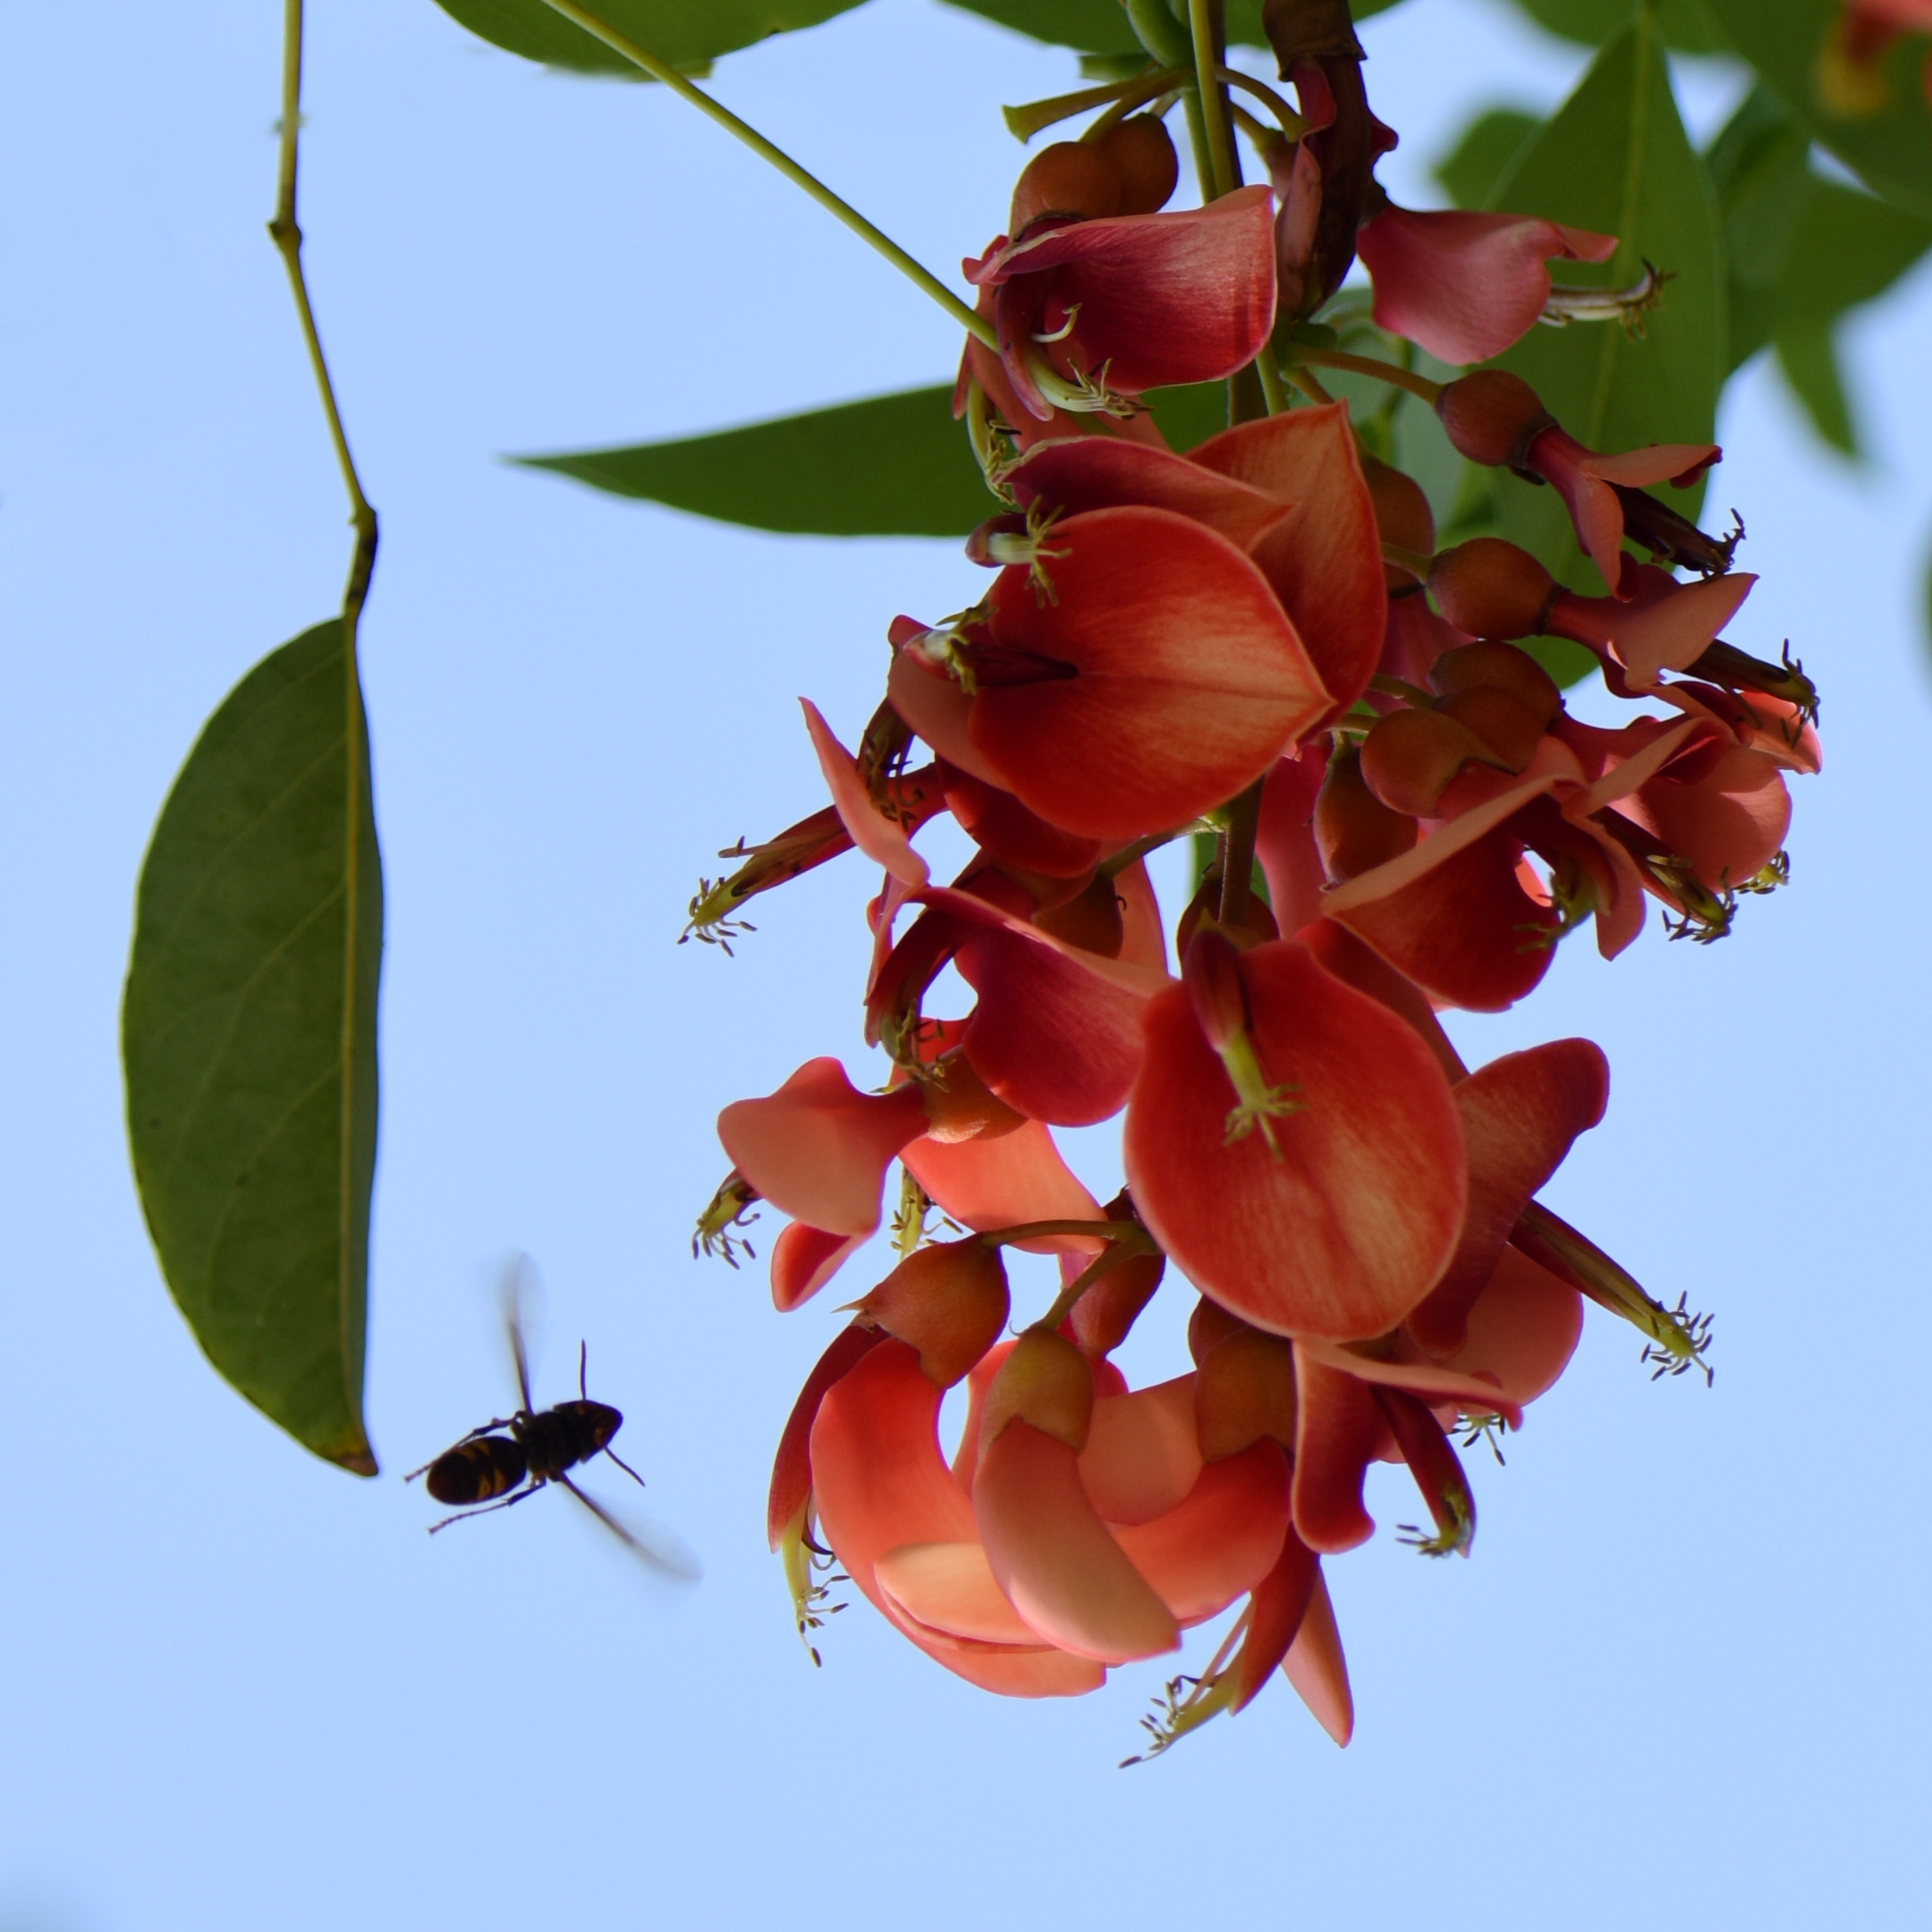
[426,1478,548,1535]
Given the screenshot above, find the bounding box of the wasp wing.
[556,1473,703,1583]
[499,1251,546,1413]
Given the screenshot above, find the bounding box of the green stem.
[980,1218,1145,1249]
[534,0,996,349]
[1217,775,1264,926]
[268,0,377,626]
[1188,0,1241,199]
[1292,343,1445,405]
[1005,67,1188,144]
[1030,1240,1142,1336]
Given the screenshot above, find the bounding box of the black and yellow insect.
[407,1260,699,1580]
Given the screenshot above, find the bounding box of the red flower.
[1357,204,1618,366]
[962,187,1277,423]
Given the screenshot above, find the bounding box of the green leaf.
[1433,106,1541,209]
[1774,320,1855,451]
[520,379,1232,537]
[521,386,995,537]
[123,621,383,1476]
[1701,0,1932,220]
[1502,0,1726,55]
[1487,13,1725,619]
[1707,83,1812,371]
[939,0,1402,58]
[428,0,863,75]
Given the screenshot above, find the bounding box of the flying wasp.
[407,1258,699,1581]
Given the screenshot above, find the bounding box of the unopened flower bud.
[1097,114,1179,216]
[1428,538,1556,640]
[1010,140,1122,232]
[1314,742,1419,880]
[852,1238,1010,1389]
[1067,1190,1165,1358]
[1187,1293,1250,1365]
[1361,453,1436,588]
[1182,924,1250,1053]
[1359,706,1504,818]
[1428,640,1562,725]
[1436,685,1546,771]
[979,1327,1094,1451]
[1194,1329,1299,1462]
[1435,369,1555,470]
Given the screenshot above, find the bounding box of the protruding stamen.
[694,1171,761,1267]
[1022,349,1139,419]
[1030,301,1083,344]
[778,1511,847,1668]
[1541,259,1669,336]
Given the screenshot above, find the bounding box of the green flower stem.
[1189,0,1241,199]
[534,0,996,349]
[1005,67,1189,144]
[1292,343,1445,406]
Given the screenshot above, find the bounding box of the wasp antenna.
[603,1443,648,1491]
[579,1338,589,1401]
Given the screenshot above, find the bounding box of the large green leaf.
[1433,106,1541,210]
[123,621,384,1475]
[521,387,994,536]
[1701,0,1932,220]
[1487,14,1725,618]
[1502,0,1725,55]
[519,381,1231,535]
[428,0,862,75]
[938,0,1402,57]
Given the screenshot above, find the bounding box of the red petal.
[800,699,928,886]
[1256,750,1330,938]
[939,760,1102,877]
[1358,206,1617,367]
[968,507,1329,840]
[875,1541,1039,1646]
[1125,939,1467,1341]
[902,1119,1106,1252]
[1405,1243,1581,1404]
[1406,1038,1609,1356]
[1077,1374,1202,1526]
[1113,1439,1290,1625]
[717,1059,927,1235]
[1299,917,1468,1084]
[1006,437,1291,550]
[1628,744,1792,890]
[974,1420,1182,1663]
[1294,1335,1522,1431]
[887,639,1004,785]
[1228,1528,1319,1713]
[955,921,1148,1126]
[1283,1568,1353,1744]
[767,1321,886,1547]
[979,188,1277,394]
[1191,404,1387,719]
[1291,1347,1391,1553]
[770,1221,870,1313]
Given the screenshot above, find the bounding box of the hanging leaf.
[1501,0,1726,55]
[1701,0,1932,221]
[519,381,1229,536]
[428,0,863,76]
[1487,13,1725,627]
[123,620,384,1476]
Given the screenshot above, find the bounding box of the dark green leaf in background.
[1502,0,1725,55]
[519,380,1231,536]
[1433,106,1541,209]
[429,0,863,75]
[1702,0,1932,220]
[123,621,384,1475]
[1487,13,1725,618]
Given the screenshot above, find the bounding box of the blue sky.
[1,2,1928,1926]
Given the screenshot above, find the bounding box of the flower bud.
[1097,114,1179,216]
[1436,685,1546,772]
[979,1327,1094,1451]
[1315,742,1418,880]
[1359,706,1504,818]
[1434,369,1555,470]
[1194,1329,1299,1462]
[1174,865,1279,957]
[1010,140,1122,232]
[1428,640,1562,725]
[853,1238,1010,1389]
[1182,924,1250,1053]
[1068,1191,1165,1358]
[1428,538,1555,640]
[1361,453,1436,588]
[1030,869,1125,956]
[1188,1292,1250,1365]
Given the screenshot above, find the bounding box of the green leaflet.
[428,0,862,74]
[123,621,384,1476]
[1487,13,1725,633]
[1702,0,1932,221]
[1708,83,1932,453]
[939,0,1403,57]
[519,381,1231,537]
[1502,0,1725,55]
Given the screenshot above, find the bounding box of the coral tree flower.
[1355,204,1618,366]
[963,185,1278,422]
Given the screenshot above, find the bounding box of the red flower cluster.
[687,47,1817,1758]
